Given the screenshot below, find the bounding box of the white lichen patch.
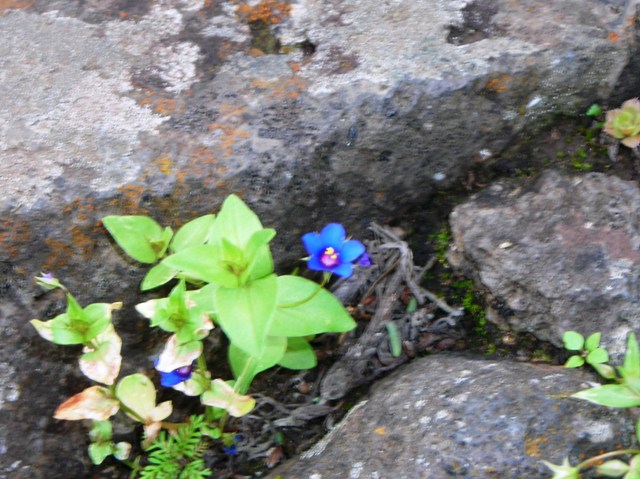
[0,362,19,409]
[579,420,614,443]
[349,462,364,478]
[154,42,202,93]
[0,10,170,208]
[203,15,251,42]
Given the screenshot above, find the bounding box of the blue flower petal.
[339,240,365,262]
[331,262,354,278]
[307,255,326,272]
[160,371,186,387]
[320,223,346,247]
[302,232,324,255]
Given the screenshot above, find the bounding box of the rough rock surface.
[265,354,635,479]
[2,0,640,476]
[449,170,640,357]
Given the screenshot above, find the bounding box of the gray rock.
[266,354,635,479]
[449,170,640,358]
[2,0,640,476]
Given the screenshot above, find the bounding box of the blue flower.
[154,359,193,387]
[302,223,366,278]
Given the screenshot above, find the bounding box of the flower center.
[320,247,340,268]
[175,365,192,378]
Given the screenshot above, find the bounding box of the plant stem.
[577,449,640,471]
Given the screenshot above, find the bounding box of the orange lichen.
[484,74,510,93]
[236,0,291,25]
[133,87,179,116]
[524,436,548,458]
[155,156,173,176]
[608,32,620,42]
[0,0,34,11]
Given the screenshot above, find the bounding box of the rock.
[449,170,640,357]
[2,0,640,476]
[265,354,635,479]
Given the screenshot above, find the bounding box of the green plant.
[604,98,640,148]
[30,194,366,471]
[134,415,212,479]
[543,332,640,478]
[451,278,486,335]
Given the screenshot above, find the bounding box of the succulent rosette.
[604,98,640,148]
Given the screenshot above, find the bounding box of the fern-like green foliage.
[134,415,212,479]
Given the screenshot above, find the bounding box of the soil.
[97,111,640,479]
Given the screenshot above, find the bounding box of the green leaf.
[242,228,276,282]
[277,337,317,370]
[103,215,168,264]
[572,384,640,408]
[141,262,178,291]
[564,355,585,368]
[170,214,216,253]
[586,347,609,365]
[228,336,287,389]
[636,417,640,443]
[592,363,617,380]
[207,195,264,249]
[563,331,584,351]
[50,314,86,345]
[622,333,640,379]
[83,302,118,342]
[542,457,580,479]
[89,420,113,443]
[215,274,277,356]
[586,104,602,117]
[270,276,356,337]
[88,442,113,465]
[585,332,601,352]
[162,244,239,288]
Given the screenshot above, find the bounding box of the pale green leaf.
[215,274,277,357]
[113,442,131,461]
[541,458,579,479]
[592,363,617,380]
[586,347,609,365]
[623,333,640,378]
[162,244,239,288]
[277,337,317,370]
[562,331,584,351]
[79,324,122,385]
[30,319,54,342]
[89,420,112,442]
[270,276,356,337]
[141,262,177,291]
[103,215,166,264]
[585,332,601,352]
[170,214,216,253]
[564,355,585,368]
[201,379,255,417]
[597,459,630,477]
[572,384,640,408]
[115,374,157,422]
